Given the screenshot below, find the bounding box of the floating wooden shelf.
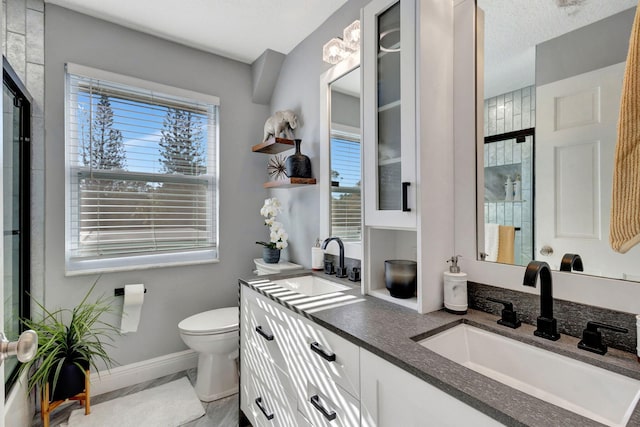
[252,137,295,154]
[263,178,316,189]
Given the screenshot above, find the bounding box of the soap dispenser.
[444,255,468,314]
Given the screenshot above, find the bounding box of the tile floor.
[30,369,242,427]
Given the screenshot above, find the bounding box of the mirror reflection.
[329,67,362,241]
[478,0,640,280]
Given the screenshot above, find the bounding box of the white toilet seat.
[178,307,238,336]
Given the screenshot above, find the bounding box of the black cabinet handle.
[255,325,274,341]
[310,395,337,421]
[402,182,411,212]
[310,341,336,362]
[255,397,274,420]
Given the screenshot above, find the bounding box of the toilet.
[178,307,239,402]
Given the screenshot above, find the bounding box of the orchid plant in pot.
[256,197,289,263]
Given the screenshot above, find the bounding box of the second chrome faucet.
[523,261,560,341]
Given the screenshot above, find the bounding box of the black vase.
[48,360,89,402]
[384,260,417,299]
[285,139,312,178]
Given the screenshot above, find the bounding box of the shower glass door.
[3,62,31,391]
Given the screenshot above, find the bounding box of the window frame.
[64,63,220,275]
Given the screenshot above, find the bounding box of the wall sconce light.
[323,37,349,65]
[322,20,361,64]
[342,20,361,52]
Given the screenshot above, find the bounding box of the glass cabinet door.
[377,2,402,211]
[363,0,416,228]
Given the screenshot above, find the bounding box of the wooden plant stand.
[40,370,91,427]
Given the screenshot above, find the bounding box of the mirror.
[477,0,640,280]
[319,54,362,259]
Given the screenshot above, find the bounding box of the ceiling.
[480,0,637,98]
[45,0,348,64]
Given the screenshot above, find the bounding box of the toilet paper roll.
[121,284,145,333]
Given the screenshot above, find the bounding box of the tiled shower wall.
[483,86,535,266]
[2,0,46,306]
[484,85,535,136]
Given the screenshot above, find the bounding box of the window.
[65,64,219,273]
[330,125,361,241]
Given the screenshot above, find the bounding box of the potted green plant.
[19,281,120,402]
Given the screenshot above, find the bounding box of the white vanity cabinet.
[242,285,506,426]
[241,287,299,426]
[362,0,417,229]
[360,349,504,426]
[241,286,361,427]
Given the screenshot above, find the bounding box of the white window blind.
[330,127,361,241]
[65,64,219,273]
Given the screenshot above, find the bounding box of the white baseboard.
[90,349,198,396]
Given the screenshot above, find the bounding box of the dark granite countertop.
[239,271,640,427]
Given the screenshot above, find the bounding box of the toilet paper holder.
[114,287,147,297]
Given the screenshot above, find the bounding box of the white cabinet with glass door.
[362,0,419,311]
[362,0,416,229]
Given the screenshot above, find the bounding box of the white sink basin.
[419,324,640,426]
[270,275,350,296]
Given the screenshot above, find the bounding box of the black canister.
[384,260,417,299]
[285,139,312,178]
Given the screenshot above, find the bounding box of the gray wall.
[45,5,269,365]
[536,7,635,86]
[331,91,360,128]
[269,0,369,267]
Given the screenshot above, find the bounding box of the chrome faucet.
[559,253,583,272]
[322,237,347,278]
[523,261,560,341]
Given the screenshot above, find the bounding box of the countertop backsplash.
[469,281,638,354]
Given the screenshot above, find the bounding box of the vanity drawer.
[297,368,361,427]
[242,288,290,370]
[242,339,296,404]
[291,314,360,399]
[243,368,298,427]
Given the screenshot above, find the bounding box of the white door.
[536,62,638,277]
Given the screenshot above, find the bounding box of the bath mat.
[64,377,205,427]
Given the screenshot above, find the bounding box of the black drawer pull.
[255,325,274,341]
[310,341,336,362]
[255,397,274,420]
[310,395,337,421]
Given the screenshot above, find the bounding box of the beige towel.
[611,5,640,253]
[497,225,515,265]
